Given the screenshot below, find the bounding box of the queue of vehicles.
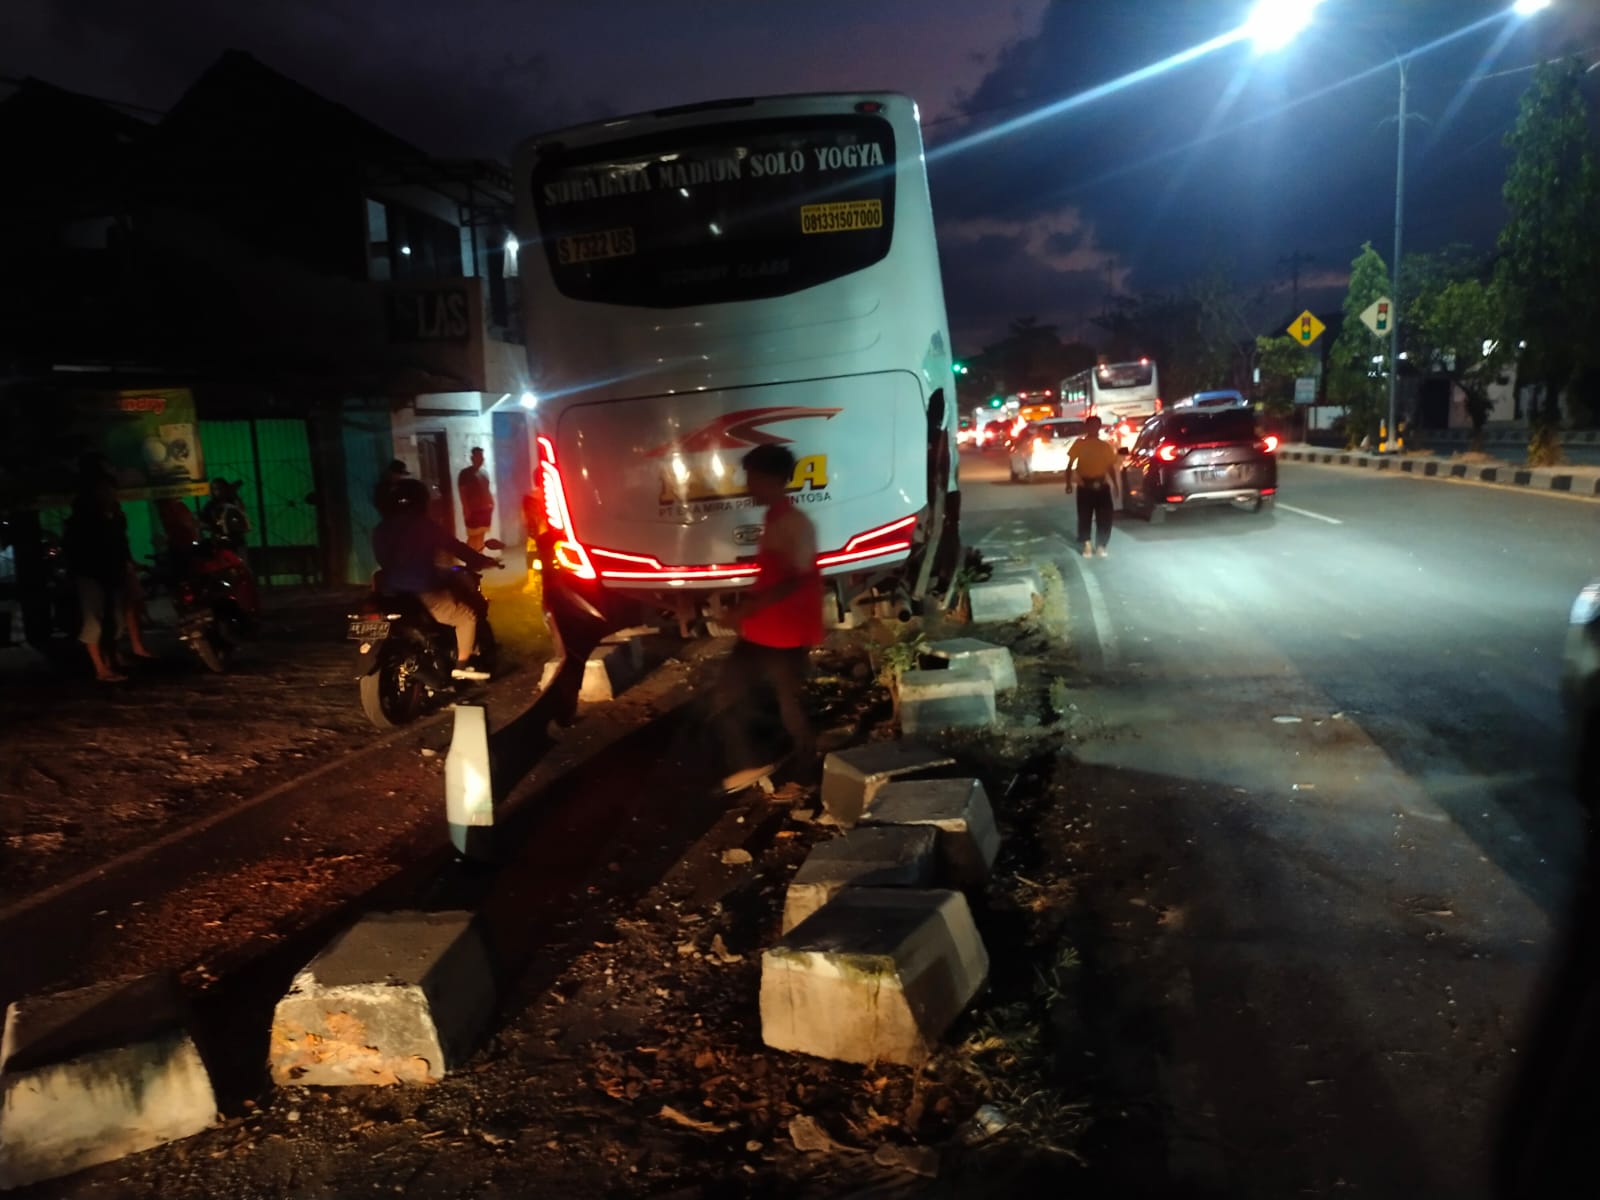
[983,369,1281,522]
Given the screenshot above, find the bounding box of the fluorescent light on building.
[505,233,519,257]
[399,245,413,256]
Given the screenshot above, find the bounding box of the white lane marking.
[1064,549,1121,669]
[1278,503,1343,525]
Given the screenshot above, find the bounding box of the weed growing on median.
[948,940,1090,1159]
[1528,423,1565,467]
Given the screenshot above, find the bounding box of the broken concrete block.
[537,641,641,703]
[989,562,1044,597]
[898,665,995,737]
[967,576,1035,623]
[268,911,495,1087]
[760,888,989,1066]
[924,637,1018,692]
[781,825,939,933]
[820,742,958,827]
[861,778,1001,886]
[0,975,218,1189]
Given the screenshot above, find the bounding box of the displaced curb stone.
[782,825,939,933]
[924,638,1018,692]
[967,576,1035,623]
[821,743,958,827]
[538,639,645,703]
[269,911,496,1087]
[989,562,1044,598]
[0,974,218,1189]
[898,665,996,737]
[862,778,1001,886]
[760,888,990,1065]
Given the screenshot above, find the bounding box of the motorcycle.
[349,562,501,729]
[165,537,261,672]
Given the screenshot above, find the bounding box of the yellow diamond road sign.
[1289,310,1326,346]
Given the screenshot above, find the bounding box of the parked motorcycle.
[349,563,500,729]
[165,537,261,672]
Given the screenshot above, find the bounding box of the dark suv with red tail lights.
[1119,407,1278,523]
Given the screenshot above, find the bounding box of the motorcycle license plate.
[348,619,391,640]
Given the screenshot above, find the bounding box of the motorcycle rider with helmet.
[371,477,501,681]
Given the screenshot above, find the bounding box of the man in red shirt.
[716,443,823,792]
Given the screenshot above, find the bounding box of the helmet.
[392,478,430,512]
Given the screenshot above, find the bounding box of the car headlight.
[1572,583,1600,626]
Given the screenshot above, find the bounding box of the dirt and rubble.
[0,583,553,910]
[21,564,1191,1199]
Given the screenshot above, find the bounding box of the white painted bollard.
[445,705,493,860]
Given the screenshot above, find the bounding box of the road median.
[1283,443,1600,499]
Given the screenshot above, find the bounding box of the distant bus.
[1007,389,1058,438]
[1060,359,1161,448]
[514,92,961,638]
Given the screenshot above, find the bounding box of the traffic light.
[988,395,1003,408]
[954,361,969,375]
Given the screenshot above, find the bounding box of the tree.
[1091,266,1250,402]
[1255,334,1315,417]
[976,319,1097,396]
[1419,277,1512,446]
[1327,242,1390,447]
[1495,60,1600,433]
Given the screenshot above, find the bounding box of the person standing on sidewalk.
[457,447,494,552]
[63,459,154,681]
[1065,415,1121,558]
[715,444,823,792]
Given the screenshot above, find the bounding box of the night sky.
[9,0,1599,350]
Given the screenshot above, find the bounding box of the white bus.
[1060,359,1162,449]
[513,93,960,638]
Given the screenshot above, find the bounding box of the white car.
[1009,418,1091,482]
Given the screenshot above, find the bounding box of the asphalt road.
[959,448,1598,1198]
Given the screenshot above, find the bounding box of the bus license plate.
[800,199,883,234]
[348,619,391,641]
[557,227,636,265]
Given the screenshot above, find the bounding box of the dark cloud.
[5,0,1595,340]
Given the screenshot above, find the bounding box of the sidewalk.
[1282,443,1600,498]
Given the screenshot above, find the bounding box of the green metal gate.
[199,418,321,586]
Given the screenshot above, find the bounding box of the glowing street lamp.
[1245,0,1326,54]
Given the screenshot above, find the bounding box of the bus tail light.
[1155,443,1183,463]
[818,514,918,568]
[536,436,597,581]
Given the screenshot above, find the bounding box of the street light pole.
[1387,54,1408,453]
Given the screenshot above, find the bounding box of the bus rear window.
[1097,363,1154,389]
[530,115,896,308]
